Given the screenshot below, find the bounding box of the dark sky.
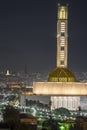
[0,0,87,73]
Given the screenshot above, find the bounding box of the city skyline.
[0,0,87,73]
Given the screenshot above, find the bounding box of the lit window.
[59,77,67,82]
[61,22,65,25]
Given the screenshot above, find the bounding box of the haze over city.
[0,0,87,73]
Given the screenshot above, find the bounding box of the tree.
[42,118,58,130]
[53,107,70,117]
[3,105,20,130]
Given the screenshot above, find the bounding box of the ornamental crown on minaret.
[58,6,68,20]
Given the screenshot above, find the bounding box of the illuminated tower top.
[57,5,68,68]
[58,6,68,20]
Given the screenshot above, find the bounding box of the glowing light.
[59,125,65,130]
[58,6,68,19]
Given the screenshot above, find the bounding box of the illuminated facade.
[49,5,80,110]
[33,5,87,110]
[50,96,79,110]
[33,81,87,110]
[57,6,68,68]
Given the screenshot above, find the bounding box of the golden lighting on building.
[58,6,68,19]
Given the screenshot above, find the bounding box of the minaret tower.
[57,5,68,68]
[48,4,79,110]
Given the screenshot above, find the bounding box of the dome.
[48,68,77,82]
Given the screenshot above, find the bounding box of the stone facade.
[33,82,87,96]
[51,96,80,110]
[33,82,87,110]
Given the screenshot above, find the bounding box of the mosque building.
[33,4,87,110]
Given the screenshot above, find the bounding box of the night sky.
[0,0,87,73]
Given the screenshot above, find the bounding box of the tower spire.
[57,5,68,68]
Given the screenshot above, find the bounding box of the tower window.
[61,46,64,51]
[61,32,65,36]
[61,22,65,25]
[60,60,64,65]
